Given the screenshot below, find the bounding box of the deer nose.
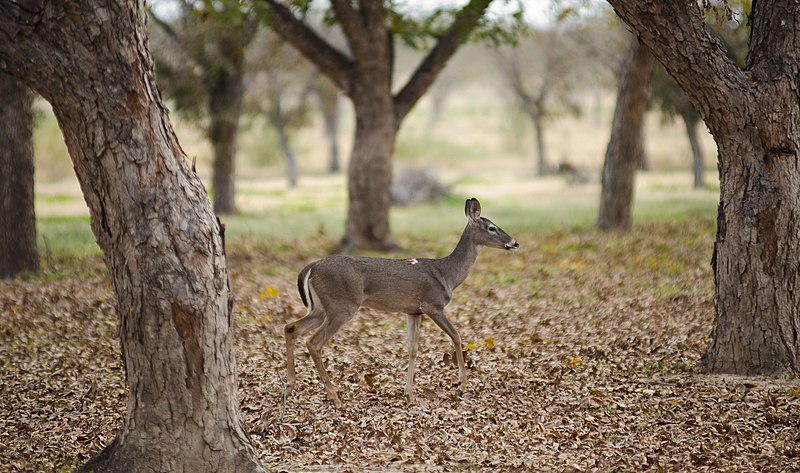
[506,241,519,250]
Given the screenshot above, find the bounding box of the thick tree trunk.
[341,91,397,251]
[683,112,704,188]
[0,3,264,471]
[596,40,655,230]
[209,66,245,215]
[704,98,800,375]
[0,71,38,278]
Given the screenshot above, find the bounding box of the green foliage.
[148,1,257,122]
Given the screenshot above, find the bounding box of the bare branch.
[393,0,493,122]
[330,0,367,58]
[258,0,354,94]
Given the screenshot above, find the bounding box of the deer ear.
[465,198,481,221]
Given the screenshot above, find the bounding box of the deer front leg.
[405,313,422,403]
[284,310,324,396]
[422,305,467,397]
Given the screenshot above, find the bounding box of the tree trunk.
[683,112,704,188]
[704,92,800,375]
[606,0,800,375]
[209,66,245,215]
[341,91,397,251]
[596,40,655,230]
[317,83,341,173]
[531,112,548,176]
[0,3,264,471]
[276,123,298,187]
[0,71,38,278]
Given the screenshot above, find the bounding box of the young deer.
[285,198,519,407]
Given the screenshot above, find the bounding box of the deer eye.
[488,226,497,233]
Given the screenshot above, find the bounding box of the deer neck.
[438,225,481,290]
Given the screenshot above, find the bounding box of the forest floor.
[2,217,799,472]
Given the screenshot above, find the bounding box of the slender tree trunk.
[341,91,397,251]
[276,123,298,187]
[531,112,548,176]
[597,40,655,229]
[209,66,245,215]
[683,112,704,188]
[317,85,341,173]
[638,127,649,171]
[0,3,264,471]
[0,71,38,278]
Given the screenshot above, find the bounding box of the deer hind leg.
[422,305,467,397]
[306,307,356,408]
[284,308,325,396]
[405,313,422,403]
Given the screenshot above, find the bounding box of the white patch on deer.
[408,258,419,265]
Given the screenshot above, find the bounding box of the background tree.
[255,0,506,251]
[150,1,258,214]
[649,66,705,188]
[596,38,655,230]
[245,29,317,187]
[313,75,342,173]
[0,71,38,278]
[607,0,800,374]
[495,28,584,175]
[0,2,264,471]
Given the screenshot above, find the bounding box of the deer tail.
[297,263,316,311]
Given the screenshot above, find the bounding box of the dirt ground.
[1,219,799,472]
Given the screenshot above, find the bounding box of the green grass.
[33,188,718,262]
[37,216,100,257]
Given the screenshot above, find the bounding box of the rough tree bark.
[0,2,264,471]
[0,70,38,278]
[596,39,655,230]
[608,0,800,374]
[263,0,495,251]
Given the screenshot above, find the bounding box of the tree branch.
[330,0,367,59]
[393,0,493,122]
[605,0,747,135]
[258,0,354,94]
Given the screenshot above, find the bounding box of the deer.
[284,198,519,407]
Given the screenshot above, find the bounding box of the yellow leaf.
[789,386,800,397]
[473,278,482,286]
[484,335,495,350]
[648,256,657,268]
[568,357,582,366]
[465,342,479,350]
[259,286,280,298]
[262,314,270,323]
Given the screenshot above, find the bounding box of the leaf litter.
[1,218,799,471]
